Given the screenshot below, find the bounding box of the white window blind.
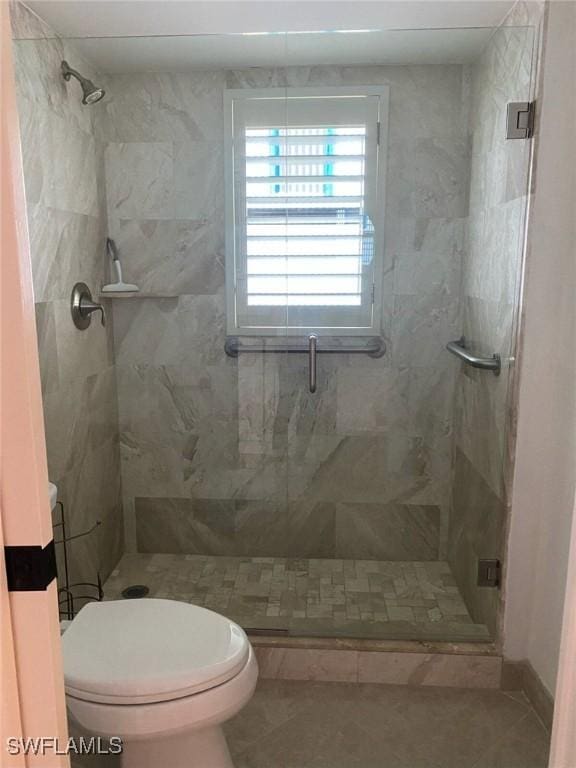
[224,87,388,336]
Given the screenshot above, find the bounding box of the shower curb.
[251,640,502,689]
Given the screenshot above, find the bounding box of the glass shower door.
[280,22,539,642]
[61,22,541,645]
[281,83,402,637]
[448,20,538,638]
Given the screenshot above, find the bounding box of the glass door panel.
[41,22,541,643]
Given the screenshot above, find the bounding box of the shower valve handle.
[71,282,106,329]
[81,298,106,327]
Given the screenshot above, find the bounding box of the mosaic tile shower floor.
[104,554,490,641]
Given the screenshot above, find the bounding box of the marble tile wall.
[10,2,124,602]
[98,64,470,561]
[449,10,539,632]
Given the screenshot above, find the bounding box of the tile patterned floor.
[70,679,550,768]
[104,554,490,641]
[225,679,551,768]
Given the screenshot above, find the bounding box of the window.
[224,86,388,336]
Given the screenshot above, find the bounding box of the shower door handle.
[446,337,500,375]
[308,334,318,393]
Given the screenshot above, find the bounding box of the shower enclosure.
[11,1,540,644]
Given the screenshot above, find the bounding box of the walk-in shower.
[12,10,540,646]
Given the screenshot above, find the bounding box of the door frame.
[1,3,69,765]
[549,494,576,767]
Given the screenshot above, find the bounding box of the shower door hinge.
[371,284,375,304]
[506,101,535,139]
[376,121,381,145]
[477,558,501,588]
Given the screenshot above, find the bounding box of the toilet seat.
[62,599,250,705]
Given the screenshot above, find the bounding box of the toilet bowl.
[62,599,258,768]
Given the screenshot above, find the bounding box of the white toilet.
[62,599,258,768]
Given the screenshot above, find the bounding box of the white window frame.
[224,85,389,337]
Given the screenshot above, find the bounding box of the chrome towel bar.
[224,336,386,359]
[446,337,501,376]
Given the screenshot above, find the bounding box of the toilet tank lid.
[62,599,250,704]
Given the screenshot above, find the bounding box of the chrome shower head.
[61,60,105,105]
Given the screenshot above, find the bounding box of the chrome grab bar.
[224,336,386,359]
[308,334,317,393]
[446,337,501,376]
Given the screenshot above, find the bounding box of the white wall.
[504,0,576,695]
